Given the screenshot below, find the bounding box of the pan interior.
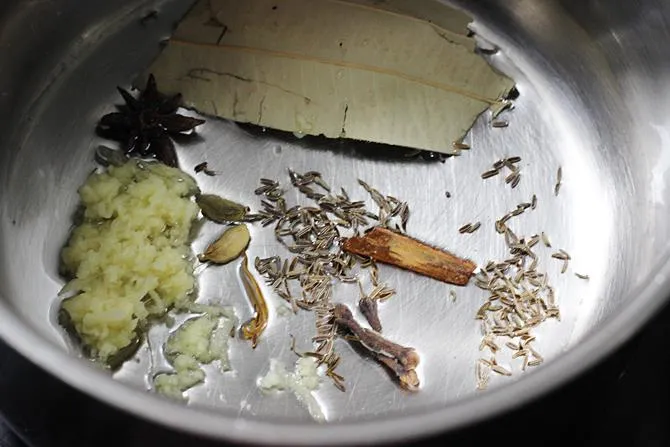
[0,0,664,433]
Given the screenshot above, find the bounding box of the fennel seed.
[459,222,481,234]
[482,169,500,179]
[250,170,410,390]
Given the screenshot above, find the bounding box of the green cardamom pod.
[198,224,251,264]
[196,194,249,223]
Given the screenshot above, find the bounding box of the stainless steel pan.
[1,0,669,444]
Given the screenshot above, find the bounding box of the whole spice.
[198,224,250,264]
[359,296,382,332]
[343,227,476,286]
[474,212,560,388]
[196,194,249,223]
[358,180,410,233]
[453,141,470,150]
[333,304,420,391]
[194,161,217,176]
[249,171,408,389]
[459,222,481,234]
[240,254,269,348]
[358,279,386,332]
[482,156,521,189]
[147,0,514,156]
[375,354,420,392]
[97,74,205,167]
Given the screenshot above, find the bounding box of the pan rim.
[0,0,662,442]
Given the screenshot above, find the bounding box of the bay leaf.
[342,0,475,50]
[147,0,514,154]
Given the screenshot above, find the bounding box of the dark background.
[0,302,668,447]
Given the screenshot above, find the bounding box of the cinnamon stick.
[342,227,476,286]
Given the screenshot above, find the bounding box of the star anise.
[97,74,205,167]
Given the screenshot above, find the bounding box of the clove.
[375,353,420,392]
[359,296,382,332]
[333,304,419,391]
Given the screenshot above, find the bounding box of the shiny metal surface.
[0,0,669,444]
